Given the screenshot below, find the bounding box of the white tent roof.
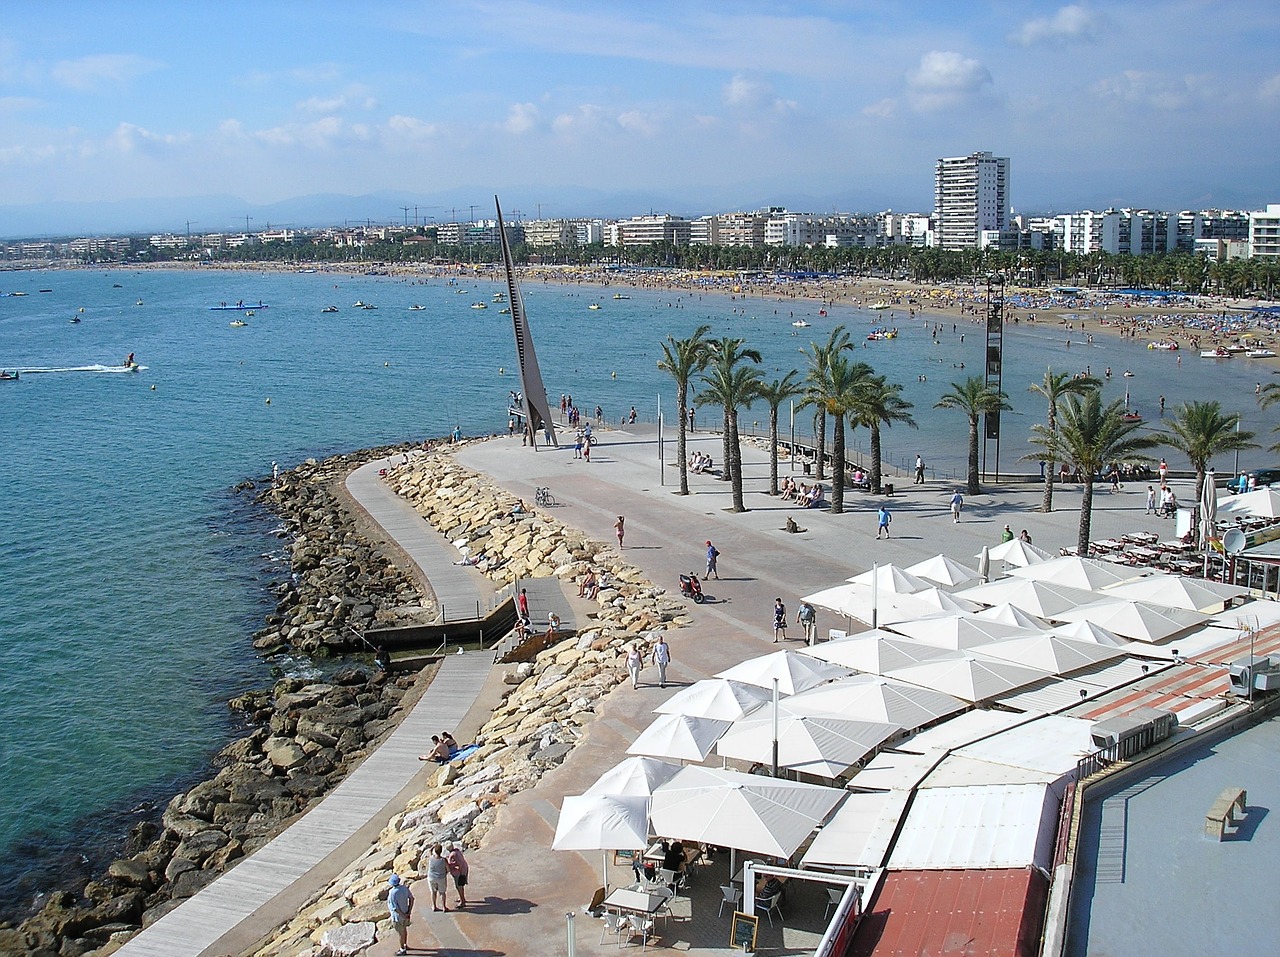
[1103,574,1248,613]
[850,749,940,792]
[715,650,850,696]
[801,633,965,674]
[1046,619,1133,647]
[584,756,683,798]
[956,578,1100,619]
[974,603,1050,629]
[782,673,967,729]
[716,712,900,779]
[847,564,931,593]
[905,554,982,588]
[979,539,1054,566]
[953,714,1099,777]
[649,765,846,859]
[626,713,731,762]
[1009,555,1141,591]
[1217,487,1280,519]
[887,783,1058,870]
[655,678,772,721]
[552,794,651,852]
[971,633,1127,675]
[1055,598,1206,642]
[887,613,1042,650]
[885,655,1050,703]
[800,789,911,870]
[802,583,977,627]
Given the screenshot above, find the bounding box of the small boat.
[1147,340,1178,350]
[612,293,630,300]
[210,302,268,311]
[1200,349,1231,359]
[870,301,890,310]
[112,283,123,288]
[38,289,52,294]
[588,303,602,310]
[471,302,488,310]
[321,306,339,313]
[499,307,511,314]
[352,300,366,307]
[1122,370,1135,377]
[135,300,144,306]
[230,319,248,328]
[361,303,378,310]
[792,319,810,328]
[244,310,255,317]
[1121,412,1142,422]
[492,293,506,302]
[9,291,27,297]
[409,304,426,311]
[69,316,81,324]
[0,370,19,381]
[867,329,898,340]
[1246,349,1277,358]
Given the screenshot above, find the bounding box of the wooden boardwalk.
[113,457,498,957]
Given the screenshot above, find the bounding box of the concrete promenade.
[113,464,498,957]
[368,424,1190,957]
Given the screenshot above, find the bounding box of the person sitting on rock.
[419,735,451,763]
[579,569,598,599]
[440,731,458,754]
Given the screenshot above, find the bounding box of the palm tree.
[1027,392,1161,555]
[757,371,805,495]
[853,374,916,494]
[1259,384,1280,453]
[699,338,763,512]
[934,377,1011,495]
[1028,368,1102,512]
[809,355,873,513]
[656,324,711,496]
[1162,400,1258,502]
[801,326,854,481]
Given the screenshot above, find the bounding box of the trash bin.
[884,483,894,496]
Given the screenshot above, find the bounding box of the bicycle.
[535,486,556,507]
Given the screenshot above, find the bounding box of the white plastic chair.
[600,911,630,946]
[718,883,743,917]
[756,891,784,927]
[659,867,683,897]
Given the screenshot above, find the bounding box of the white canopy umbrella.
[1055,598,1205,643]
[1009,555,1141,591]
[1104,574,1247,613]
[1200,469,1218,549]
[782,673,966,730]
[803,583,976,627]
[956,578,1098,619]
[885,656,1049,703]
[649,765,846,860]
[626,713,731,762]
[969,633,1126,675]
[802,632,964,673]
[847,564,931,593]
[584,756,683,798]
[905,554,982,588]
[1046,619,1132,648]
[553,793,651,887]
[888,613,1042,650]
[975,603,1050,629]
[717,712,900,779]
[655,678,772,721]
[716,650,851,696]
[980,538,1054,567]
[1217,487,1280,519]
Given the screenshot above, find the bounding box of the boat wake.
[19,364,148,375]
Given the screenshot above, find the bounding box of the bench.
[1205,786,1247,840]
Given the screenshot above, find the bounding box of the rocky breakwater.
[245,452,694,957]
[0,446,433,957]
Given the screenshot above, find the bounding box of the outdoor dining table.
[1093,539,1126,552]
[1129,546,1161,561]
[603,888,666,948]
[1161,540,1194,553]
[1123,531,1159,544]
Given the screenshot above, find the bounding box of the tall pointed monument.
[495,196,558,448]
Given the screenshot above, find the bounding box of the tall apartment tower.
[934,151,1010,249]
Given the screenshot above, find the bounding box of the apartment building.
[1249,204,1280,259]
[934,151,1010,250]
[609,214,691,247]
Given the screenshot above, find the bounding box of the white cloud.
[107,122,189,154]
[722,74,796,113]
[906,51,993,112]
[1011,5,1100,46]
[51,53,162,92]
[504,102,539,134]
[617,109,659,135]
[1260,74,1280,102]
[863,97,897,119]
[387,115,437,139]
[298,95,349,115]
[1091,71,1213,111]
[551,103,604,134]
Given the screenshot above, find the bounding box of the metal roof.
[800,789,911,870]
[888,783,1059,870]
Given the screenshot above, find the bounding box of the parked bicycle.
[535,486,556,507]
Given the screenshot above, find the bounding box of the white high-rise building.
[934,151,1010,250]
[1250,204,1280,260]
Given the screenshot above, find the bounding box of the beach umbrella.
[977,545,991,584]
[803,583,975,627]
[1009,555,1140,591]
[626,713,731,762]
[782,673,966,729]
[1200,469,1218,549]
[846,565,931,594]
[885,655,1049,703]
[956,578,1098,619]
[974,603,1049,629]
[907,554,981,589]
[584,756,683,798]
[801,632,965,673]
[1103,574,1246,613]
[716,713,900,779]
[552,793,651,888]
[888,613,1041,650]
[650,765,846,860]
[969,633,1126,675]
[654,678,772,722]
[1055,598,1205,643]
[1217,487,1280,519]
[979,539,1054,567]
[716,650,851,696]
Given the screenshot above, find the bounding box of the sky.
[1,1,1278,233]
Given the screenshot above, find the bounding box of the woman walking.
[614,515,626,549]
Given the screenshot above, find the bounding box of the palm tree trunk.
[831,413,845,513]
[768,407,779,494]
[728,410,746,511]
[677,385,690,496]
[1078,479,1095,555]
[967,416,981,495]
[870,425,883,494]
[1194,468,1206,505]
[815,408,827,481]
[1041,465,1054,512]
[721,409,732,482]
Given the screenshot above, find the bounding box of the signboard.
[730,911,759,951]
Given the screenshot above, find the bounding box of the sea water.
[0,267,1274,911]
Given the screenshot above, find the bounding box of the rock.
[318,921,376,957]
[266,739,308,771]
[106,858,150,888]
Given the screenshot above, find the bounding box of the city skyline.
[2,1,1278,235]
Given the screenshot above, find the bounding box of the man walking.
[876,505,892,539]
[446,843,470,909]
[796,601,817,645]
[387,874,414,956]
[705,540,720,579]
[914,455,925,484]
[1146,485,1156,514]
[950,490,964,523]
[651,635,672,688]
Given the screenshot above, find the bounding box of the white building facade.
[934,151,1010,250]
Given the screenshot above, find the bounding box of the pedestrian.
[517,588,529,619]
[595,404,603,423]
[796,601,817,645]
[914,455,925,484]
[626,645,644,688]
[1019,529,1033,544]
[574,430,583,459]
[773,598,788,642]
[614,515,625,549]
[629,406,637,424]
[1001,523,1014,543]
[876,505,892,539]
[651,635,671,688]
[1158,458,1168,483]
[446,843,470,909]
[583,435,591,462]
[705,539,720,578]
[387,874,415,956]
[688,406,695,432]
[1146,485,1156,514]
[426,845,449,912]
[950,490,964,523]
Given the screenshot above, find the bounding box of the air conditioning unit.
[1090,709,1177,750]
[1228,656,1280,695]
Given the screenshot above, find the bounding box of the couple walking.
[626,635,672,689]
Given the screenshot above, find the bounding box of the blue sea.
[0,267,1274,911]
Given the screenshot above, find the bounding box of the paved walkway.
[114,465,498,957]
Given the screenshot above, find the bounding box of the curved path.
[113,456,496,957]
